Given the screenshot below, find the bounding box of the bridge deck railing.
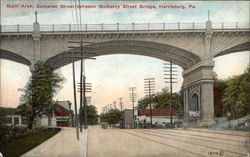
[0,22,249,33]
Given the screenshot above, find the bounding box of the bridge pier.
[182,59,216,127]
[32,17,42,64]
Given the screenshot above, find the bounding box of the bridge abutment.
[182,59,216,127]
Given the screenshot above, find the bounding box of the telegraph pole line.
[118,97,123,111]
[129,87,136,128]
[114,101,116,109]
[144,78,155,128]
[170,61,173,126]
[72,61,79,140]
[118,97,124,129]
[79,53,83,132]
[82,75,87,129]
[164,61,178,127]
[80,39,83,132]
[84,81,92,129]
[68,39,96,131]
[78,81,92,129]
[67,49,84,138]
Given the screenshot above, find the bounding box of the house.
[53,101,74,127]
[136,108,181,127]
[4,115,27,127]
[4,101,74,128]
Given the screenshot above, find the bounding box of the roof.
[55,101,71,111]
[5,114,22,117]
[138,109,176,116]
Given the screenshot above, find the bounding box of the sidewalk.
[21,127,85,157]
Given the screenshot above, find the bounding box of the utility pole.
[68,39,95,131]
[78,82,92,129]
[144,78,155,128]
[129,87,137,128]
[72,61,79,140]
[113,101,117,109]
[67,52,81,139]
[164,61,178,127]
[118,97,124,128]
[79,56,83,132]
[118,97,123,111]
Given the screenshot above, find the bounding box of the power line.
[77,80,92,129]
[70,0,76,25]
[73,0,79,31]
[163,61,178,127]
[78,0,82,31]
[144,77,155,128]
[72,61,79,140]
[118,97,124,129]
[129,87,137,128]
[118,97,123,111]
[68,40,96,131]
[113,101,117,109]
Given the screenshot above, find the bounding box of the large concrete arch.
[46,40,201,70]
[214,41,250,57]
[0,49,31,66]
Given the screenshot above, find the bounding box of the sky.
[0,1,249,114]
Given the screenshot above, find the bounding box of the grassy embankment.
[0,128,61,157]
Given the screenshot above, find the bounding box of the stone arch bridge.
[0,21,249,126]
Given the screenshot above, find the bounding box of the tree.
[222,67,250,119]
[137,97,149,109]
[100,109,121,124]
[137,88,183,112]
[79,105,99,125]
[17,61,63,129]
[214,79,227,117]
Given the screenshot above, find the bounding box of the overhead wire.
[77,0,86,76]
[78,0,83,31]
[74,0,80,31]
[70,0,76,26]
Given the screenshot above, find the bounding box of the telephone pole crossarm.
[67,39,96,131]
[129,87,137,128]
[163,61,178,127]
[144,77,155,128]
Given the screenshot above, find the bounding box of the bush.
[0,126,36,146]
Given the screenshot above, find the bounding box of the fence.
[0,22,249,33]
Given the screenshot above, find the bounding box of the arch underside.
[0,49,31,66]
[214,42,250,57]
[46,40,201,70]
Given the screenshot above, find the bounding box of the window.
[5,117,12,124]
[190,94,199,111]
[14,117,19,124]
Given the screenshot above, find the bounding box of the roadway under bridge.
[0,21,249,126]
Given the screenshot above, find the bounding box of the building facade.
[4,101,74,128]
[136,109,181,127]
[120,109,134,128]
